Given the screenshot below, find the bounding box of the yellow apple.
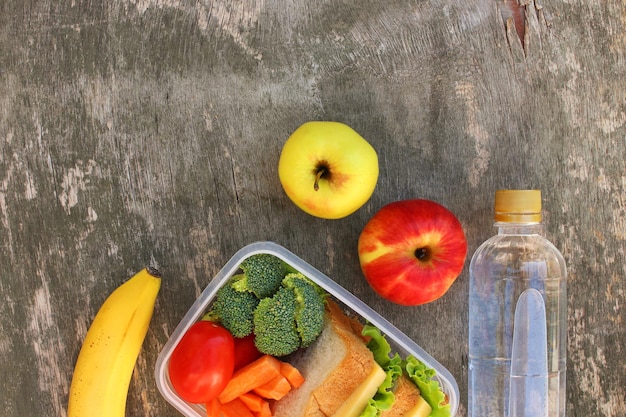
[278,121,379,219]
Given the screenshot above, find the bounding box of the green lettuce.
[405,356,450,417]
[360,324,450,417]
[360,325,402,417]
[360,354,402,416]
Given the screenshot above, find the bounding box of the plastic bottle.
[468,190,567,417]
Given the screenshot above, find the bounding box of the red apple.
[357,199,467,306]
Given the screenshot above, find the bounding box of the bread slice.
[380,374,431,417]
[272,300,383,417]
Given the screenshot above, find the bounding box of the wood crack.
[502,0,526,50]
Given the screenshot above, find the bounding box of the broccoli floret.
[208,259,327,356]
[282,272,326,347]
[209,275,260,338]
[233,254,288,299]
[253,286,301,356]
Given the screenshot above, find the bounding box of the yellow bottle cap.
[494,190,542,223]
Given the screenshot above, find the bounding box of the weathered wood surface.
[1,0,624,415]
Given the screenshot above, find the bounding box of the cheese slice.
[331,363,387,417]
[403,395,432,417]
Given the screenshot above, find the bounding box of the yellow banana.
[68,267,161,417]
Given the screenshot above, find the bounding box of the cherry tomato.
[233,334,263,370]
[168,321,235,403]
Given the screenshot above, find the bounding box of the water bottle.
[468,190,567,417]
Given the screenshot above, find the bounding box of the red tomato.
[168,321,235,403]
[233,334,262,370]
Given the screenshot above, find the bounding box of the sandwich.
[272,300,449,417]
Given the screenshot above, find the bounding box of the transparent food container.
[155,241,460,416]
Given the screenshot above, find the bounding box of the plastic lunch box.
[155,241,460,416]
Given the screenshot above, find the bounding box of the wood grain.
[1,0,624,415]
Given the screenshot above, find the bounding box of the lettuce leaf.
[360,325,403,417]
[360,354,403,416]
[361,324,450,417]
[405,355,450,417]
[362,324,393,366]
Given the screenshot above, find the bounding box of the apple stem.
[314,168,326,191]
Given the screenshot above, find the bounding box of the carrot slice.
[220,397,255,417]
[238,392,267,413]
[217,355,282,404]
[280,361,305,388]
[253,374,292,400]
[205,398,221,417]
[255,399,272,417]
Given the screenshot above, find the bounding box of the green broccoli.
[209,256,327,356]
[282,272,326,347]
[253,286,301,356]
[232,254,288,299]
[209,275,260,338]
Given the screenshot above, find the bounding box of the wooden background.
[1,0,624,415]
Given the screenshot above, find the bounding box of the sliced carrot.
[253,374,292,400]
[220,397,255,417]
[238,392,267,413]
[205,398,221,417]
[280,361,305,388]
[255,399,272,417]
[217,355,282,404]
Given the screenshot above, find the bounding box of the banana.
[68,267,161,417]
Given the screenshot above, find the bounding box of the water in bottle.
[468,190,567,417]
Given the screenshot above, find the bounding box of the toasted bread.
[380,374,431,417]
[272,300,381,417]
